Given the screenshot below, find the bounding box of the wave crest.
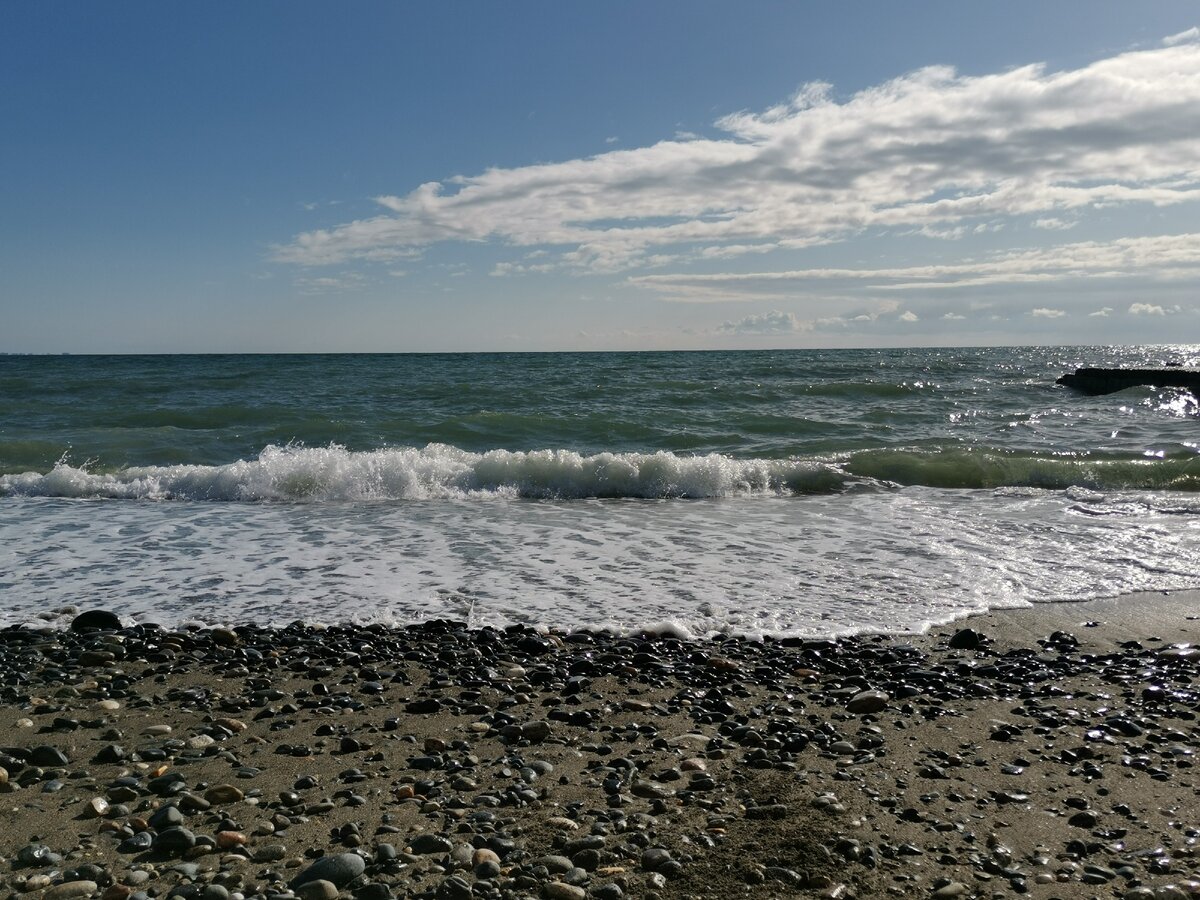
[0,444,844,501]
[3,443,1198,501]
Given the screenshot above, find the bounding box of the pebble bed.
[0,611,1198,900]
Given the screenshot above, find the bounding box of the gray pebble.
[295,880,339,900]
[291,853,365,889]
[846,690,889,714]
[44,882,99,900]
[641,848,672,871]
[409,834,453,855]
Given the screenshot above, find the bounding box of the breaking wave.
[1,443,1198,501]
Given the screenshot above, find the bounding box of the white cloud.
[490,261,555,277]
[294,273,367,294]
[1129,302,1166,315]
[276,39,1200,271]
[899,310,919,322]
[1164,27,1200,46]
[1030,307,1066,318]
[1032,217,1076,230]
[717,310,809,335]
[1089,307,1112,317]
[942,312,966,320]
[914,225,967,240]
[629,232,1200,299]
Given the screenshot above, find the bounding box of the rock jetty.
[1057,366,1200,395]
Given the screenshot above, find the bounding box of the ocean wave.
[0,444,847,501]
[2,443,1198,501]
[843,448,1200,491]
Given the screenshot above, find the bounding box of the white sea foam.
[2,484,1198,638]
[3,442,1198,502]
[0,443,846,500]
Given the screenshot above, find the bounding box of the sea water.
[1,346,1198,637]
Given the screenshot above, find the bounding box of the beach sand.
[0,591,1197,900]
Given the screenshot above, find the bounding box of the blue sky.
[3,2,1200,352]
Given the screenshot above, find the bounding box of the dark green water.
[1,346,1197,495]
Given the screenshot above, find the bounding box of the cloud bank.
[629,232,1200,301]
[276,36,1200,273]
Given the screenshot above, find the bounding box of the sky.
[3,2,1200,353]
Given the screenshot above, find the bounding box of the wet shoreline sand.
[0,590,1197,899]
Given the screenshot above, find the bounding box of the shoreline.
[12,586,1200,647]
[0,591,1197,900]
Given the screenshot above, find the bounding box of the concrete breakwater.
[1057,366,1200,395]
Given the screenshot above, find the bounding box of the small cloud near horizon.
[718,310,808,335]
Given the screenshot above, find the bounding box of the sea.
[1,346,1198,638]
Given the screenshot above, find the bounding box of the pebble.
[543,885,587,900]
[931,883,969,898]
[210,627,240,647]
[148,806,185,830]
[70,610,122,631]
[4,607,1199,900]
[45,882,99,900]
[294,880,339,900]
[471,848,500,867]
[29,745,71,767]
[409,834,453,855]
[947,628,985,649]
[154,827,197,854]
[290,853,365,888]
[641,848,672,871]
[845,690,889,714]
[204,784,244,804]
[253,844,289,863]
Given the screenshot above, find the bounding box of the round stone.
[291,853,366,888]
[70,610,122,631]
[845,690,890,715]
[641,848,672,871]
[148,805,185,830]
[295,880,339,900]
[948,628,985,649]
[44,881,99,900]
[931,883,969,898]
[204,784,244,804]
[409,834,453,855]
[29,746,71,767]
[154,826,196,854]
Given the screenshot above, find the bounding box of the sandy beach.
[0,591,1197,900]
